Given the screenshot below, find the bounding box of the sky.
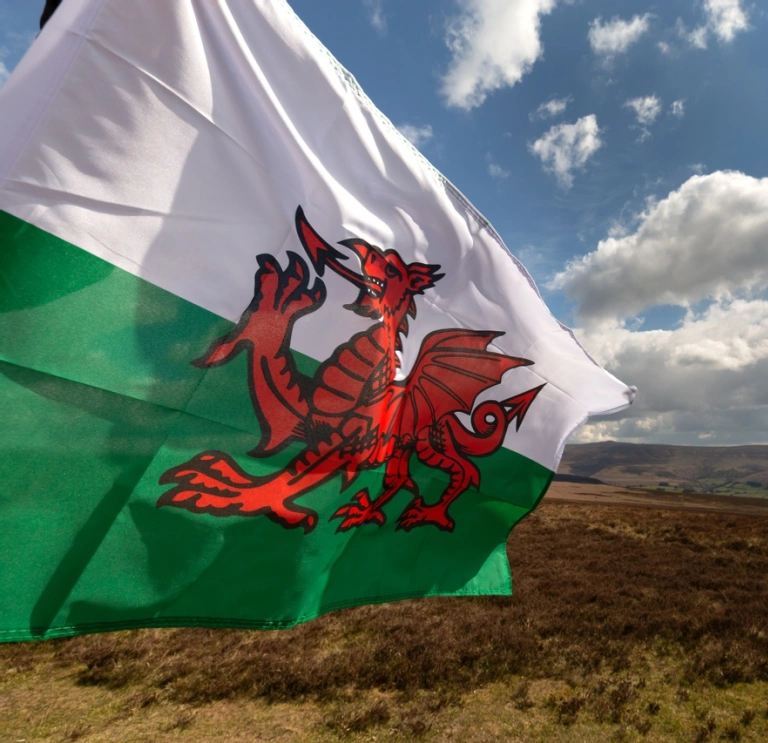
[1,0,767,446]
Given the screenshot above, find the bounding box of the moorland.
[1,482,767,742]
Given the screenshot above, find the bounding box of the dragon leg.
[396,420,480,533]
[396,390,544,532]
[157,431,358,533]
[332,447,417,531]
[194,251,325,457]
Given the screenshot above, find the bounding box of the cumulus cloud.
[362,0,387,34]
[550,171,768,322]
[440,0,557,110]
[623,96,662,141]
[529,115,603,189]
[678,0,749,49]
[0,59,8,88]
[571,299,768,445]
[530,96,571,120]
[554,167,768,445]
[702,0,749,43]
[588,14,651,59]
[397,124,433,148]
[670,99,685,118]
[624,95,662,127]
[583,300,768,380]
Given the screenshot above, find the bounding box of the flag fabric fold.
[0,0,634,642]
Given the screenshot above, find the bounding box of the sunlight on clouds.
[588,14,651,59]
[582,300,768,374]
[440,0,557,110]
[555,170,768,444]
[529,115,602,189]
[551,171,768,321]
[570,300,768,445]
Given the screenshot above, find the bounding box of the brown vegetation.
[2,499,768,741]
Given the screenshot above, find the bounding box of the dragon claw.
[332,488,387,532]
[253,251,325,318]
[396,498,455,532]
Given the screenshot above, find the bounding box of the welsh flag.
[0,0,634,641]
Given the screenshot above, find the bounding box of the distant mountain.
[559,442,768,497]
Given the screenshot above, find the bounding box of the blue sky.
[2,0,767,445]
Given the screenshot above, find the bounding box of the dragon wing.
[397,329,532,437]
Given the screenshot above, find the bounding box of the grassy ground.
[2,501,767,742]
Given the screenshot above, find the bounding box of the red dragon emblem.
[158,208,544,533]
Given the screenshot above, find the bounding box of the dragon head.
[295,207,443,321]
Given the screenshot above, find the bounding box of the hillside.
[559,441,768,497]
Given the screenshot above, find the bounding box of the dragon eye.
[385,263,402,279]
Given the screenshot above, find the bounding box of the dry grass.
[2,501,767,741]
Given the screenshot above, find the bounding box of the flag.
[0,0,634,641]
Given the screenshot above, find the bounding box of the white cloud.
[680,23,710,49]
[397,124,433,148]
[678,0,749,49]
[488,161,510,179]
[588,14,651,59]
[623,96,662,142]
[0,60,9,88]
[572,408,768,446]
[624,95,662,127]
[362,0,387,34]
[440,0,557,110]
[703,0,749,43]
[570,299,768,445]
[551,164,768,446]
[529,115,603,189]
[670,99,685,118]
[690,162,706,175]
[582,300,768,378]
[530,96,571,120]
[550,171,768,322]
